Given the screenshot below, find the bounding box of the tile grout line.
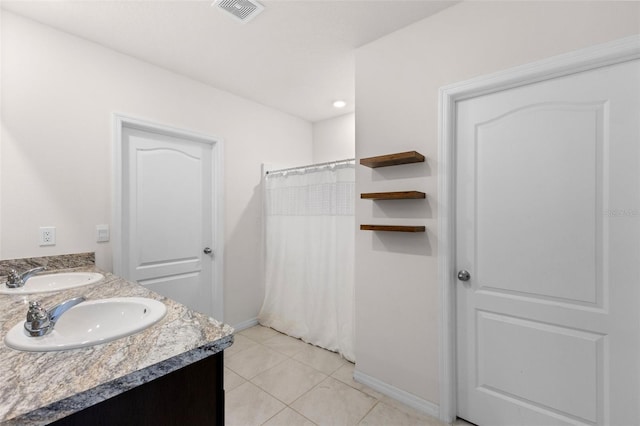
[356,400,381,425]
[286,374,331,407]
[257,406,285,426]
[226,334,295,380]
[249,333,357,425]
[251,333,326,426]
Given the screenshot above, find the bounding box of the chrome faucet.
[24,296,86,337]
[5,266,46,288]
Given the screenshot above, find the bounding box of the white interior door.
[120,124,217,317]
[455,59,640,425]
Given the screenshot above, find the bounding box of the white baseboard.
[353,369,440,419]
[231,317,259,332]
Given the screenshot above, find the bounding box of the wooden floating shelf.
[361,191,426,200]
[360,225,426,233]
[360,151,425,168]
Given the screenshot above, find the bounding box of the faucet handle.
[27,301,48,320]
[25,301,51,336]
[5,270,21,287]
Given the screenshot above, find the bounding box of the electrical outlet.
[39,227,56,246]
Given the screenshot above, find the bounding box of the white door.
[121,125,216,317]
[456,59,640,425]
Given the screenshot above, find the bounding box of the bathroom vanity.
[0,253,233,425]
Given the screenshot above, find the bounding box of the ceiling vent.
[214,0,264,24]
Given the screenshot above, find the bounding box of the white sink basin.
[4,297,166,352]
[0,272,104,295]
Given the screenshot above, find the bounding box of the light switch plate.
[96,224,110,243]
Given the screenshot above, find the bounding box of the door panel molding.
[113,114,224,320]
[437,35,640,423]
[474,102,606,306]
[476,310,605,423]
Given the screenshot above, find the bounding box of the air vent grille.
[214,0,264,23]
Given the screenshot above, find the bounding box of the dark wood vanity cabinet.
[50,351,224,426]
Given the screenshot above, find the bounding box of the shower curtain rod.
[265,158,355,175]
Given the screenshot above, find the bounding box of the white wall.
[0,11,313,326]
[355,0,640,410]
[312,112,355,163]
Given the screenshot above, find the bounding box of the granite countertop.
[0,254,234,425]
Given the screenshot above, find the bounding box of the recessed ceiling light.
[333,100,347,108]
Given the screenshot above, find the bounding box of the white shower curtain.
[259,161,355,361]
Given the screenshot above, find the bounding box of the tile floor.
[225,325,469,426]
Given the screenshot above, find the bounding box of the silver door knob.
[457,270,471,281]
[203,247,212,255]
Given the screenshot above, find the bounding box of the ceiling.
[1,0,456,122]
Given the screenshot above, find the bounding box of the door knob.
[203,247,212,255]
[457,270,471,281]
